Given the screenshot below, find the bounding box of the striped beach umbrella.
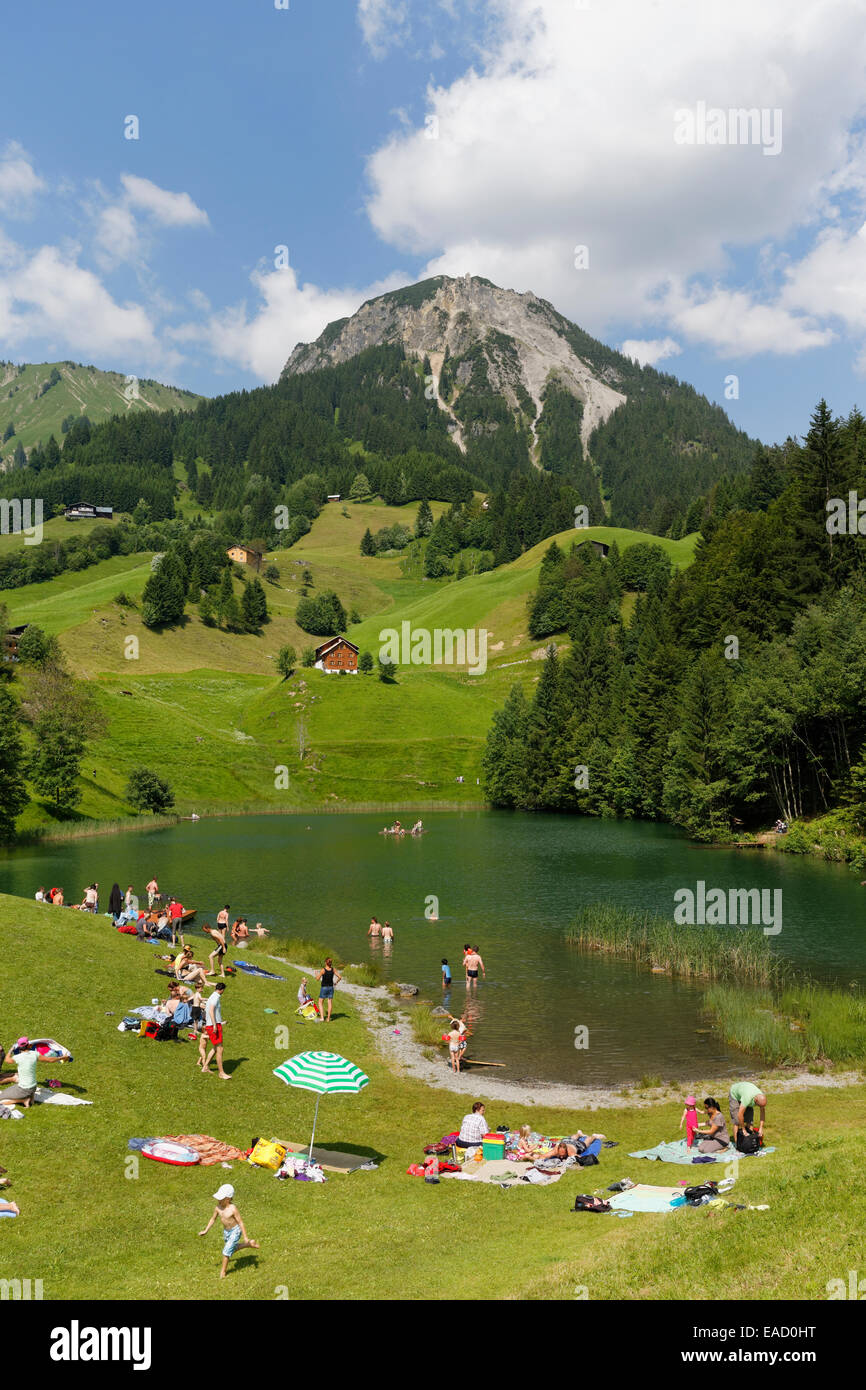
[273,1052,370,1160]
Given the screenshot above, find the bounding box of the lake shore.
[14,798,488,845]
[273,956,865,1111]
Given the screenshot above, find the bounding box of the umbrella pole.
[309,1093,321,1162]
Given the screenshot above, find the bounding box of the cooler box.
[482,1133,505,1160]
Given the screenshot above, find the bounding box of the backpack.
[155,1020,179,1042]
[577,1150,599,1167]
[736,1129,761,1155]
[573,1193,612,1213]
[683,1181,719,1205]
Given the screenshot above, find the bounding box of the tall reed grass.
[703,984,866,1066]
[565,904,789,986]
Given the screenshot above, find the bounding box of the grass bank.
[1,889,865,1301]
[565,904,790,986]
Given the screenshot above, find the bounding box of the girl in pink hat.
[680,1095,700,1149]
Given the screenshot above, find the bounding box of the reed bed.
[703,984,866,1066]
[409,1004,450,1048]
[565,904,790,986]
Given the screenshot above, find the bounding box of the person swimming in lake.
[367,917,381,937]
[382,921,394,945]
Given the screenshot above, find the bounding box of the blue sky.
[3,0,866,445]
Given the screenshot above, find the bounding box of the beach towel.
[628,1139,775,1165]
[607,1183,686,1213]
[32,1089,92,1106]
[441,1158,565,1186]
[163,1135,248,1165]
[12,1038,73,1062]
[233,961,285,980]
[128,1006,166,1021]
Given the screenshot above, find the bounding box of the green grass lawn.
[1,893,862,1301]
[5,513,697,829]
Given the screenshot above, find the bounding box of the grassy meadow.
[1,892,864,1302]
[5,503,697,832]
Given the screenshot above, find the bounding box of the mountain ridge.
[0,360,202,471]
[283,274,756,531]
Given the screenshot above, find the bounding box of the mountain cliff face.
[283,275,755,532]
[285,274,625,459]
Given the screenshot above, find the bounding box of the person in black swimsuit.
[316,958,343,1023]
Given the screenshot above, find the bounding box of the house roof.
[228,544,263,557]
[315,636,360,657]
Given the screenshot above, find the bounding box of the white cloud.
[364,0,866,358]
[176,262,408,381]
[660,283,834,357]
[358,0,410,57]
[620,337,681,367]
[0,142,45,215]
[120,174,209,229]
[0,238,164,363]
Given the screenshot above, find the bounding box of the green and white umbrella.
[273,1051,370,1160]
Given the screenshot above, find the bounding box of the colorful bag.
[248,1138,287,1170]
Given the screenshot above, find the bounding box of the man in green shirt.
[729,1080,767,1140]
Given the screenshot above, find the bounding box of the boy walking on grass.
[199,1184,259,1278]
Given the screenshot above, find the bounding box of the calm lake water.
[2,812,863,1086]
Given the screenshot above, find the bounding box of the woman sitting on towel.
[695,1098,730,1153]
[0,1038,39,1109]
[174,947,207,985]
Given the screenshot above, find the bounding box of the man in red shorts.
[198,983,230,1080]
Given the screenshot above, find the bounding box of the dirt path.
[270,958,864,1113]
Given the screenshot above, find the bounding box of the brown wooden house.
[314,636,359,674]
[227,544,263,571]
[3,624,29,662]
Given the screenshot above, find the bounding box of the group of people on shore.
[679,1081,768,1153]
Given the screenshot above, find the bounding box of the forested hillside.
[0,360,200,471]
[483,401,866,837]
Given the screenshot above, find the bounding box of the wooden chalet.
[314,636,359,674]
[65,503,113,521]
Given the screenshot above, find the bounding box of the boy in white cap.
[199,1184,260,1278]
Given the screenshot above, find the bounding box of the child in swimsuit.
[199,1184,259,1279]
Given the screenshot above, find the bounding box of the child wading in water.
[199,1184,259,1278]
[679,1095,700,1149]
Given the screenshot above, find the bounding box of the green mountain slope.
[2,501,696,829]
[0,360,201,469]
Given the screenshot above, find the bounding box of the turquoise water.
[2,811,863,1086]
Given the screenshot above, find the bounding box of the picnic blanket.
[628,1139,775,1165]
[33,1089,92,1106]
[607,1183,686,1213]
[128,1006,165,1021]
[233,961,284,980]
[441,1158,566,1186]
[162,1135,247,1165]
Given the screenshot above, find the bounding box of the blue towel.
[234,961,285,980]
[628,1139,775,1165]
